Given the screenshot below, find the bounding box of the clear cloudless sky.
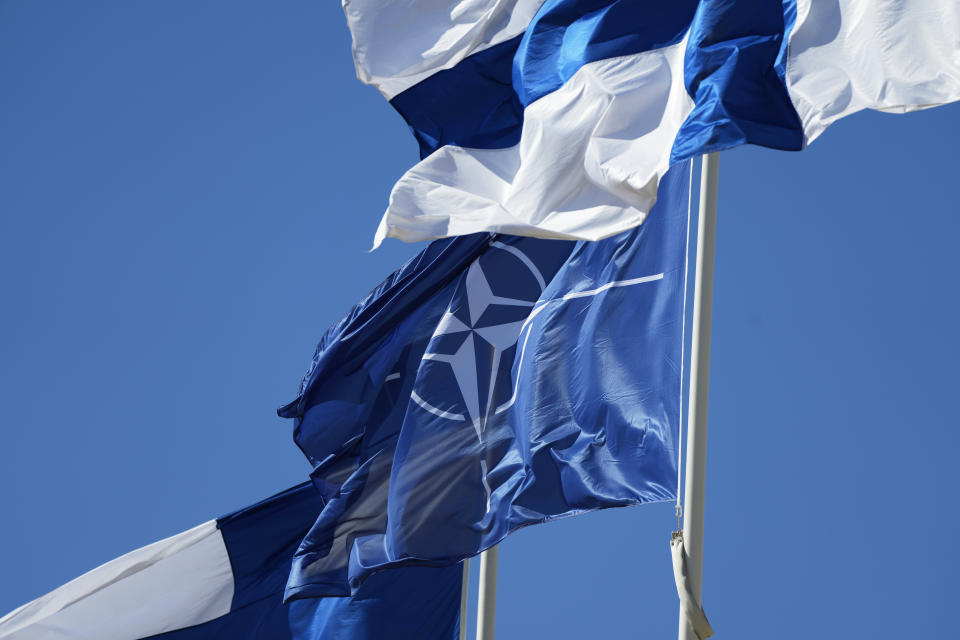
[2,2,959,638]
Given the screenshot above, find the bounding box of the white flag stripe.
[375,39,693,246]
[364,0,959,246]
[788,0,960,144]
[0,521,233,640]
[344,0,545,99]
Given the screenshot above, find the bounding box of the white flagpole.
[459,559,471,640]
[475,546,498,640]
[678,153,719,640]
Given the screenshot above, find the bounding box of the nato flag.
[280,161,690,599]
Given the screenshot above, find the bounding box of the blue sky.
[2,2,959,638]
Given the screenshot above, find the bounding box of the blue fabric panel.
[389,0,699,157]
[288,566,461,640]
[217,483,325,611]
[284,455,390,598]
[775,0,799,81]
[377,162,687,559]
[284,235,577,599]
[390,37,524,159]
[278,232,493,467]
[513,0,698,106]
[145,594,294,640]
[148,566,461,640]
[283,162,690,598]
[147,482,462,639]
[278,234,495,597]
[670,0,804,162]
[146,483,322,640]
[387,0,698,157]
[387,0,806,164]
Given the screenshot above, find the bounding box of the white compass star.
[417,257,543,438]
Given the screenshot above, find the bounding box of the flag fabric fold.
[354,0,960,245]
[280,161,691,599]
[0,483,462,640]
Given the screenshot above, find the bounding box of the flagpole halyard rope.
[676,158,695,530]
[676,153,719,640]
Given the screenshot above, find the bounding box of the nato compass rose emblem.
[411,241,548,439]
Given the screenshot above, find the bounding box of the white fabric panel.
[344,0,545,99]
[374,38,693,245]
[788,0,960,144]
[0,521,234,640]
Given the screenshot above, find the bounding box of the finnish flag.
[349,0,960,245]
[0,483,462,639]
[280,161,691,598]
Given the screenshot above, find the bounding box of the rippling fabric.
[344,0,545,99]
[385,0,802,161]
[284,233,492,467]
[390,37,524,159]
[378,40,692,246]
[281,161,690,599]
[156,483,462,640]
[286,567,461,640]
[0,482,462,640]
[512,0,697,106]
[0,523,234,640]
[345,0,960,244]
[670,0,804,161]
[788,0,960,144]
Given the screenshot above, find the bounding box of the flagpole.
[475,545,498,640]
[459,559,470,640]
[678,153,719,640]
